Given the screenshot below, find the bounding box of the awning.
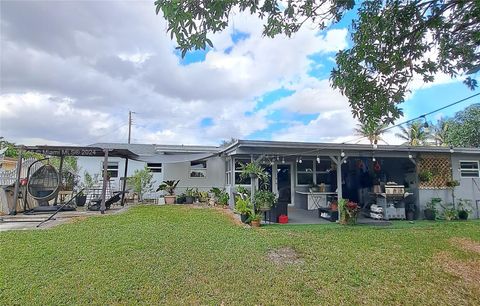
[135,152,217,164]
[19,145,138,159]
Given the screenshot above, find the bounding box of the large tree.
[395,120,429,146]
[155,0,479,124]
[354,119,388,144]
[444,103,480,147]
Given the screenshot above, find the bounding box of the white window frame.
[147,163,162,173]
[234,158,252,185]
[225,159,232,185]
[103,161,119,178]
[190,160,207,178]
[296,159,315,186]
[295,157,335,186]
[459,160,480,178]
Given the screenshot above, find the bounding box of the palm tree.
[431,118,450,146]
[355,120,388,145]
[395,120,429,146]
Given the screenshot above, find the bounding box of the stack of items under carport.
[369,183,411,220]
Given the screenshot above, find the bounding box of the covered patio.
[221,140,439,224]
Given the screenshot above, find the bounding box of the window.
[459,161,479,178]
[190,161,207,178]
[234,158,251,185]
[147,163,162,173]
[297,160,314,185]
[103,161,118,178]
[315,159,332,185]
[225,160,232,185]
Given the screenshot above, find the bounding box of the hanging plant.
[418,170,433,182]
[240,162,269,182]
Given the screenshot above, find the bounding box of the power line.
[382,92,480,132]
[342,92,480,144]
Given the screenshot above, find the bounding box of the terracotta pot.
[250,220,261,227]
[164,195,176,204]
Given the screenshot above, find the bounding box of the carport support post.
[10,148,23,215]
[121,158,128,206]
[330,155,347,222]
[53,154,64,206]
[100,149,109,214]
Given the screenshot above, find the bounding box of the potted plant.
[418,170,433,183]
[248,212,262,227]
[338,199,359,225]
[210,187,229,207]
[156,180,180,204]
[198,191,209,203]
[234,195,253,223]
[457,198,472,220]
[185,188,195,204]
[254,190,277,212]
[77,171,95,206]
[440,202,458,221]
[176,193,186,204]
[424,197,441,220]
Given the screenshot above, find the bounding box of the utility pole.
[128,110,133,144]
[121,111,134,206]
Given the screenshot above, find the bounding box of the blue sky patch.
[177,48,210,65]
[200,117,214,127]
[255,87,295,111]
[231,30,250,44]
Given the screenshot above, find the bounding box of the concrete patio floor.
[0,205,128,231]
[286,206,392,225]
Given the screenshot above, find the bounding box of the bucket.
[278,214,288,224]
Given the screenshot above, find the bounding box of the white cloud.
[268,77,349,114]
[0,1,353,146]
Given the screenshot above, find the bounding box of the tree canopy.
[443,103,480,147]
[155,0,479,124]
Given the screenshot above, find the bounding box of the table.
[295,191,338,210]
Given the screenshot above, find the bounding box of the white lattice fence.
[0,157,39,186]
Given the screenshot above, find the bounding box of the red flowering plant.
[338,199,360,225]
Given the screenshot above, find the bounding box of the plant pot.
[424,209,436,220]
[406,210,415,221]
[164,195,176,204]
[240,214,249,223]
[76,195,87,206]
[458,210,469,220]
[250,220,261,227]
[185,196,194,204]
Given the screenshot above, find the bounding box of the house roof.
[220,139,480,155]
[89,143,219,156]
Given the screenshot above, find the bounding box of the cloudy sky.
[0,1,476,146]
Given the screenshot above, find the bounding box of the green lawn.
[1,206,479,305]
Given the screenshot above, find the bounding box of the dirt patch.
[450,237,480,254]
[267,247,304,265]
[214,207,246,226]
[435,252,480,289]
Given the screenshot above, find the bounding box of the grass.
[1,205,479,305]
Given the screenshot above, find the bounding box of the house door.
[277,164,292,204]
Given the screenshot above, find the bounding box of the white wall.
[163,156,226,193]
[77,157,163,190]
[451,153,480,218]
